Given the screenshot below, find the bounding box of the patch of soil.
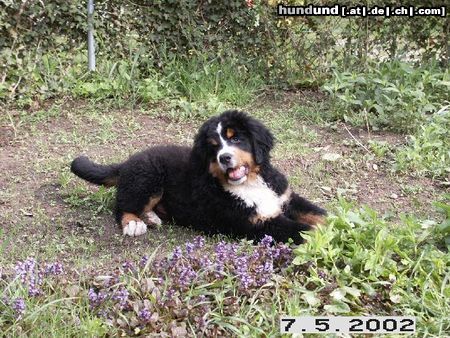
[0,126,15,147]
[35,183,65,206]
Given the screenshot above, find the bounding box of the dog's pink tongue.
[228,166,246,180]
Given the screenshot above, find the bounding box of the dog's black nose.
[219,153,232,165]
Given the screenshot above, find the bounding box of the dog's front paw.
[123,220,147,236]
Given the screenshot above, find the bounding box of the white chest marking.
[225,175,289,219]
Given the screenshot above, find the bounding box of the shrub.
[323,61,450,132]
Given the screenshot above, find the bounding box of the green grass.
[62,185,115,215]
[3,47,265,110]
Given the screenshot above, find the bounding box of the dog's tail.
[70,156,121,187]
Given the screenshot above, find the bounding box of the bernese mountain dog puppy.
[71,110,326,244]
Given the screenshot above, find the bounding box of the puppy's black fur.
[71,110,326,244]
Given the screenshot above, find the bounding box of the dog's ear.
[247,118,274,164]
[190,120,212,174]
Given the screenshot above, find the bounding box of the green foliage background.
[1,0,448,102]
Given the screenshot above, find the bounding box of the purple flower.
[171,247,183,263]
[98,309,110,318]
[199,255,212,268]
[239,272,253,289]
[214,262,225,278]
[138,307,152,323]
[44,262,64,276]
[263,261,273,274]
[12,297,26,318]
[185,242,195,255]
[254,260,274,286]
[14,258,42,297]
[177,265,197,288]
[215,241,228,260]
[272,244,293,268]
[193,236,205,249]
[215,241,237,264]
[235,255,253,289]
[260,235,274,247]
[251,250,261,261]
[122,261,135,273]
[195,316,207,329]
[112,287,129,309]
[318,270,327,279]
[13,258,65,297]
[165,288,176,300]
[139,255,149,268]
[88,288,107,308]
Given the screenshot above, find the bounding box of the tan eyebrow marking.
[208,138,218,146]
[226,128,235,139]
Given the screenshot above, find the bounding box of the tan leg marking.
[143,194,162,214]
[143,194,163,225]
[296,213,326,229]
[121,213,141,226]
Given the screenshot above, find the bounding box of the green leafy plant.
[433,194,450,248]
[323,61,450,132]
[395,105,450,179]
[293,198,449,336]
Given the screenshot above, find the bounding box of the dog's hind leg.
[115,161,165,236]
[285,192,327,229]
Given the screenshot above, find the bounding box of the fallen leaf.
[65,284,82,297]
[322,153,342,161]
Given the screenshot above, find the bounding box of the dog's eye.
[230,136,240,144]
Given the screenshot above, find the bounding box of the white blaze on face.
[216,122,237,170]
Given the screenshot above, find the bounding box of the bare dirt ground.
[0,95,446,273]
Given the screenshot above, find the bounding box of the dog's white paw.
[146,211,162,225]
[123,220,147,236]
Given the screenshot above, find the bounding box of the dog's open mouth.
[226,165,249,182]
